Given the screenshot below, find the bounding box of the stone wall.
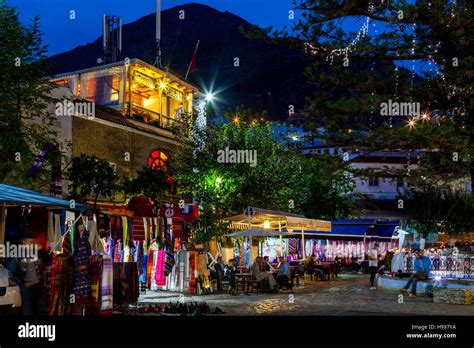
[72,116,179,178]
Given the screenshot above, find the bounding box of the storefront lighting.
[263,221,270,229]
[159,81,167,89]
[143,99,152,107]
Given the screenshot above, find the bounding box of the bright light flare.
[205,92,215,102]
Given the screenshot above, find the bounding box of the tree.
[173,119,354,222]
[66,155,118,210]
[406,184,474,237]
[122,166,172,211]
[288,0,473,185]
[0,1,58,189]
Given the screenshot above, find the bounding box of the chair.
[246,279,263,294]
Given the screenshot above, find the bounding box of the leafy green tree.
[174,119,355,227]
[405,184,474,237]
[0,1,58,189]
[122,166,172,211]
[66,155,118,210]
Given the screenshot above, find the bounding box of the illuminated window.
[147,149,171,171]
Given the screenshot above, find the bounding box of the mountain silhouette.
[47,3,309,120]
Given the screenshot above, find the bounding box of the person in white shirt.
[368,243,379,290]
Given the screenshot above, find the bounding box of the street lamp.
[205,92,214,102]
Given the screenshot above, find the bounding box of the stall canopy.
[0,184,87,211]
[225,228,284,237]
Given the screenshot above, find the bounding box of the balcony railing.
[127,103,185,132]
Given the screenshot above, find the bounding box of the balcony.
[125,103,185,132]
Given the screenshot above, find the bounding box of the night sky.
[9,0,423,74]
[9,0,296,56]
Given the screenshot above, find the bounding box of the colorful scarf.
[89,255,102,313]
[163,218,175,276]
[154,249,167,286]
[132,217,145,240]
[100,255,113,314]
[72,235,92,315]
[146,249,154,287]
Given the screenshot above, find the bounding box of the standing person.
[400,249,431,298]
[11,238,43,316]
[214,256,225,291]
[368,243,379,290]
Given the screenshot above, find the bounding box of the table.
[234,273,252,294]
[315,262,338,280]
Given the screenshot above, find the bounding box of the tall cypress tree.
[0,1,57,189]
[290,0,473,187]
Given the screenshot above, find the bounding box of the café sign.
[133,71,156,89]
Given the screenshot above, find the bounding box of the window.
[368,177,379,187]
[147,149,171,172]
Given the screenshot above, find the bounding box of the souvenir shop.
[94,200,208,296]
[224,210,399,264]
[273,219,399,264]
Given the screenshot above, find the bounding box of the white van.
[0,264,22,312]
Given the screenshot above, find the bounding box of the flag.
[185,40,200,79]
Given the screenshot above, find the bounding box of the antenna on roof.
[154,0,163,68]
[102,15,122,64]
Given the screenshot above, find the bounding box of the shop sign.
[286,217,331,232]
[165,87,183,102]
[133,71,156,89]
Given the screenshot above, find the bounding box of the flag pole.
[185,40,200,80]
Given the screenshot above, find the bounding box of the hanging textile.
[49,254,74,316]
[143,217,150,252]
[122,217,131,262]
[154,249,166,286]
[72,234,92,316]
[100,255,113,314]
[131,217,145,241]
[113,240,123,263]
[189,251,196,295]
[163,218,175,276]
[87,215,103,254]
[136,241,144,276]
[146,249,154,287]
[89,255,102,313]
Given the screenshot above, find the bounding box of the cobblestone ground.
[137,274,473,316]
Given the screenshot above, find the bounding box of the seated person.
[400,249,431,298]
[250,257,277,291]
[313,257,325,280]
[261,256,275,273]
[276,257,292,290]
